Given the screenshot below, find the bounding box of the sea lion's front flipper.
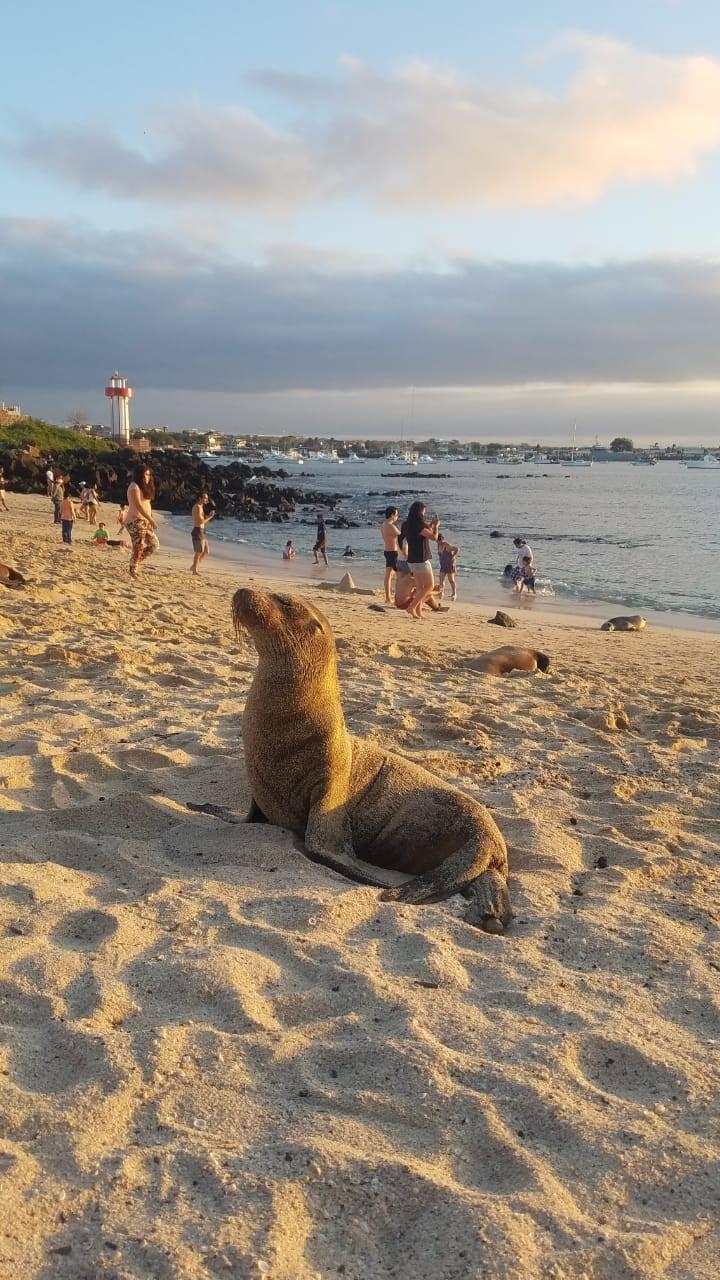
[304,805,408,890]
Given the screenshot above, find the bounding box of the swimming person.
[380,505,401,604]
[313,516,328,565]
[283,540,297,560]
[343,545,355,557]
[191,490,215,576]
[437,534,459,601]
[126,463,159,579]
[400,501,440,619]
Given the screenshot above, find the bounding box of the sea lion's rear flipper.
[304,805,409,890]
[380,842,512,933]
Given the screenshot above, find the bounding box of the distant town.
[1,401,718,464]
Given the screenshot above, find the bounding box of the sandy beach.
[0,493,718,1280]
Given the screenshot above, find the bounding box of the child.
[59,492,77,545]
[518,554,536,594]
[437,534,459,601]
[92,522,110,546]
[282,540,296,560]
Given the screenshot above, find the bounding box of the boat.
[565,424,593,467]
[418,454,435,463]
[632,455,658,466]
[686,453,720,469]
[345,452,365,463]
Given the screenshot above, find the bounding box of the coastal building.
[0,402,22,426]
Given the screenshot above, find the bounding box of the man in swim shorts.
[380,506,401,603]
[191,491,215,576]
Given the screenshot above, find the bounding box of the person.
[86,485,99,525]
[59,489,77,545]
[342,545,355,557]
[51,475,64,523]
[380,505,401,604]
[313,515,328,566]
[518,555,536,595]
[117,505,128,531]
[191,491,215,576]
[0,467,8,512]
[126,463,159,579]
[399,501,440,618]
[437,534,459,601]
[394,559,448,613]
[283,540,296,560]
[92,522,110,545]
[511,536,533,584]
[45,465,54,497]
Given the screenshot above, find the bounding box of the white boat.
[345,452,364,463]
[387,451,417,466]
[632,456,658,466]
[686,453,720,469]
[565,424,593,467]
[418,454,435,463]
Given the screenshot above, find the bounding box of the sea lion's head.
[232,587,335,664]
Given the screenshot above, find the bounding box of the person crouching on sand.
[191,491,215,576]
[394,559,448,614]
[126,463,159,579]
[380,505,401,604]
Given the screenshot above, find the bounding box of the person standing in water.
[313,515,328,565]
[380,505,401,604]
[437,533,459,601]
[126,463,159,579]
[191,491,215,576]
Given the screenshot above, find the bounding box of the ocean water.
[174,459,720,624]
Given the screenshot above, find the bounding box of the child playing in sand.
[92,522,110,545]
[518,555,536,594]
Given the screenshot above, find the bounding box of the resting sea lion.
[600,615,646,632]
[231,588,511,932]
[466,646,550,676]
[488,610,517,628]
[0,563,26,589]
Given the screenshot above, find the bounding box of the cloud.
[3,217,720,395]
[10,36,720,212]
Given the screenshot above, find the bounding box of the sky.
[3,1,720,442]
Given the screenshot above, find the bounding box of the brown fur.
[466,646,550,676]
[232,588,512,932]
[600,615,646,632]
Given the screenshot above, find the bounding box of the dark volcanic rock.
[0,447,340,523]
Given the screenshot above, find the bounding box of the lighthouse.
[104,372,133,445]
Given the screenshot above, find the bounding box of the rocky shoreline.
[0,446,344,524]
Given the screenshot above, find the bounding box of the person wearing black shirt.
[399,501,441,618]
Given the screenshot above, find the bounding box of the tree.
[65,409,89,430]
[610,437,634,452]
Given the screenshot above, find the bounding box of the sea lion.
[231,587,511,932]
[0,564,26,589]
[466,646,550,676]
[600,615,646,632]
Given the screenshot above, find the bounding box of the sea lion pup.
[232,587,511,933]
[467,646,550,676]
[600,615,646,632]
